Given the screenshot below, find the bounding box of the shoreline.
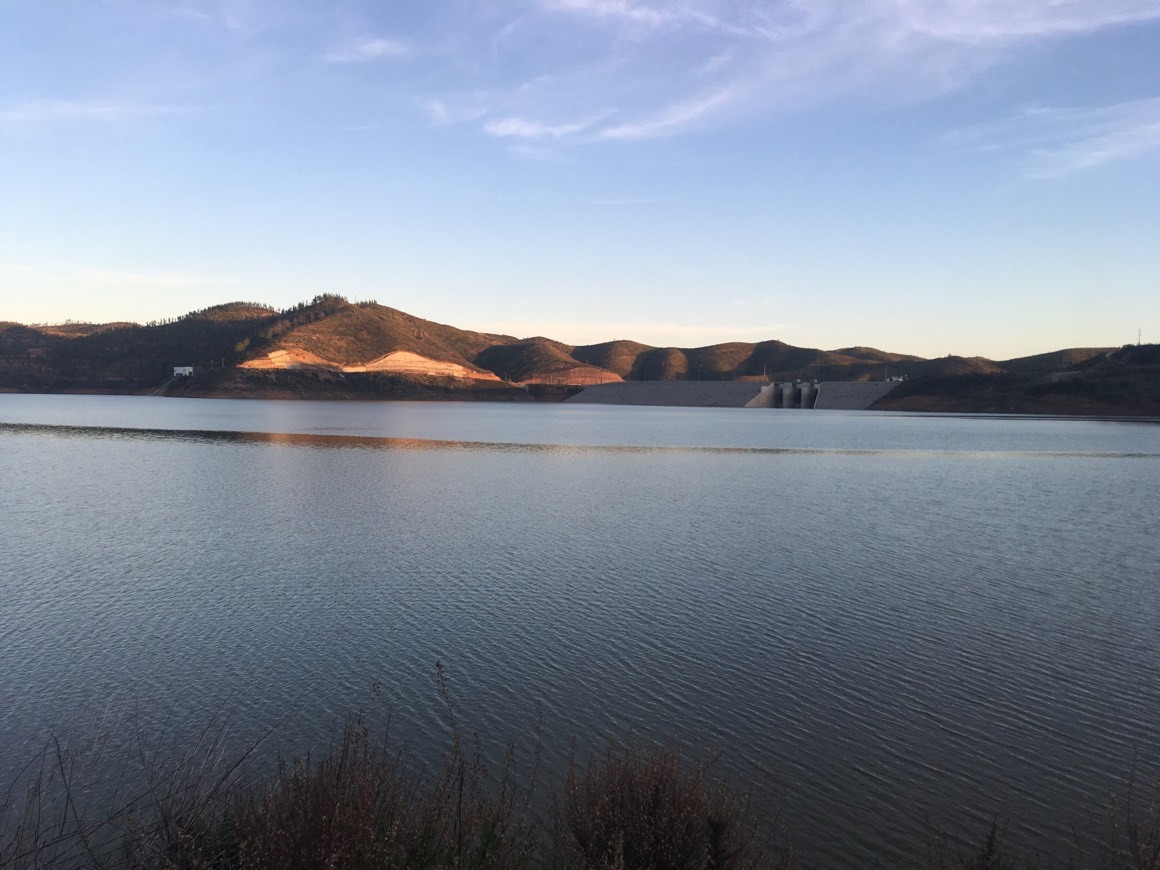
[2,364,1160,415]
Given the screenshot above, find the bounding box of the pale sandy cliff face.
[239,349,500,381]
[344,351,499,380]
[238,349,338,370]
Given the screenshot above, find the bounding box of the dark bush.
[552,740,773,870]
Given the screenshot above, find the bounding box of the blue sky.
[2,0,1159,359]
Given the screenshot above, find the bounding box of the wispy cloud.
[541,0,755,35]
[888,0,1160,42]
[484,115,601,139]
[590,196,672,205]
[598,85,743,140]
[420,95,490,126]
[324,36,409,63]
[542,0,684,29]
[1032,116,1160,177]
[0,99,182,125]
[12,0,1157,164]
[7,264,238,289]
[168,6,215,25]
[947,97,1160,177]
[417,0,1160,148]
[161,0,296,39]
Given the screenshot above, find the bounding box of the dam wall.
[565,381,765,407]
[813,381,900,410]
[566,379,900,409]
[748,380,900,410]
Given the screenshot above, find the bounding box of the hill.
[2,295,1156,413]
[2,295,931,392]
[872,346,1160,415]
[571,340,654,378]
[0,302,280,393]
[474,338,620,385]
[997,347,1108,374]
[240,298,512,377]
[832,346,924,364]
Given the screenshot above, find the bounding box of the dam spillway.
[744,380,900,409]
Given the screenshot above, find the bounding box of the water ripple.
[2,409,1158,869]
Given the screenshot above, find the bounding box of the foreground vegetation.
[2,687,1157,869]
[0,724,779,869]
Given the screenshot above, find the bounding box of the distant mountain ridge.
[5,294,1154,414]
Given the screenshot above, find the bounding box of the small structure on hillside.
[173,366,194,377]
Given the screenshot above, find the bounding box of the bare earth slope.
[240,300,511,380]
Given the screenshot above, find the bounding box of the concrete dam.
[744,380,900,409]
[566,380,900,410]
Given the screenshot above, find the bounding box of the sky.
[2,1,1159,359]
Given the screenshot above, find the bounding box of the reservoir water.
[1,394,1158,867]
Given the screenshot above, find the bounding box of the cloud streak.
[888,0,1160,41]
[5,264,239,290]
[0,99,183,126]
[484,116,596,139]
[597,85,744,140]
[9,0,1158,176]
[540,0,737,32]
[949,97,1160,177]
[415,0,1160,154]
[324,36,409,63]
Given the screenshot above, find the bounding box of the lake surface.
[2,394,1158,867]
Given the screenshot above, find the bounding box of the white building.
[173,366,194,377]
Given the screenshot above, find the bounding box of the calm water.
[2,394,1158,867]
